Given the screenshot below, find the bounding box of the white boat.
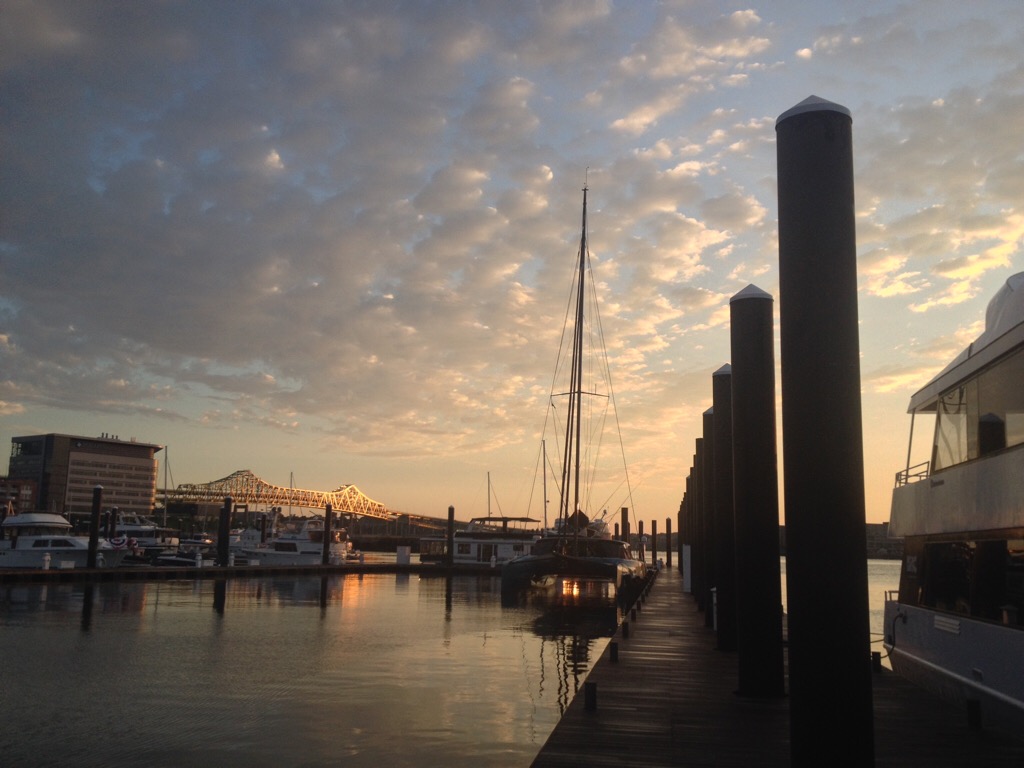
[0,510,129,569]
[883,271,1024,733]
[419,516,543,566]
[240,516,357,565]
[501,187,646,601]
[111,512,180,561]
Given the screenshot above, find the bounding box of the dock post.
[217,496,232,567]
[665,517,673,568]
[584,681,597,711]
[691,441,705,612]
[777,95,874,764]
[676,502,683,574]
[322,503,334,565]
[621,507,630,549]
[702,408,716,628]
[712,364,737,651]
[729,284,784,698]
[650,519,657,567]
[87,485,103,569]
[446,505,455,569]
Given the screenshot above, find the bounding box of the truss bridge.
[171,469,391,520]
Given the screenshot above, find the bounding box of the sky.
[3,1,1024,530]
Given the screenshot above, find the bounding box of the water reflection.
[1,574,619,767]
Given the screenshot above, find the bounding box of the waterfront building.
[6,433,162,517]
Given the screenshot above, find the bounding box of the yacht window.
[932,347,1024,470]
[978,347,1024,451]
[457,543,471,555]
[32,540,51,547]
[933,384,974,470]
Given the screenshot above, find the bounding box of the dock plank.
[531,566,1024,767]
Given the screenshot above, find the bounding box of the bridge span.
[171,469,391,521]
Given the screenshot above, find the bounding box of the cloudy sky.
[3,1,1023,528]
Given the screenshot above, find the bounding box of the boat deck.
[531,565,1024,767]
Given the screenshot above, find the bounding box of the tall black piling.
[676,502,683,573]
[620,507,630,547]
[665,517,672,568]
[729,284,784,698]
[217,496,232,567]
[702,408,716,628]
[446,505,455,569]
[650,519,658,566]
[86,485,103,569]
[776,95,874,765]
[322,503,334,565]
[712,364,737,651]
[691,441,705,611]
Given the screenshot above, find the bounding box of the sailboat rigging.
[502,186,646,599]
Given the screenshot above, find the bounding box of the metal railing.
[894,461,929,487]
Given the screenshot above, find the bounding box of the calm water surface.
[0,559,901,767]
[0,572,618,767]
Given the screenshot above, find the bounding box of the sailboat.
[501,186,646,600]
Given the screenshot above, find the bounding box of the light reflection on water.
[0,574,620,768]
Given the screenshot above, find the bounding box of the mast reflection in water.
[0,573,621,767]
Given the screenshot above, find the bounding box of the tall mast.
[559,185,589,534]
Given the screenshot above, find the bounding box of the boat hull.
[0,546,128,569]
[883,599,1024,732]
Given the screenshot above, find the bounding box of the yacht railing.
[895,461,929,487]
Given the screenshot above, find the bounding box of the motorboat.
[501,187,646,601]
[419,516,542,566]
[239,516,357,565]
[110,511,180,562]
[0,510,129,569]
[883,271,1024,733]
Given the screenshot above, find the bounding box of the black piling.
[665,517,672,568]
[729,284,784,698]
[676,503,683,573]
[712,364,737,651]
[702,408,716,628]
[217,496,232,567]
[86,485,103,569]
[620,507,630,547]
[691,440,705,611]
[322,503,334,565]
[650,519,658,567]
[446,505,455,569]
[776,95,874,765]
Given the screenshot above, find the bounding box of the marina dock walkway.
[531,565,1024,767]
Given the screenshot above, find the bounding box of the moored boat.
[0,509,129,569]
[239,516,357,565]
[883,271,1024,733]
[419,516,542,566]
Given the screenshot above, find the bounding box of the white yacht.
[239,516,357,565]
[884,271,1024,732]
[0,511,129,569]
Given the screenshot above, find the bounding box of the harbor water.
[0,559,900,767]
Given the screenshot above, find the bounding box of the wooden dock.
[531,565,1024,767]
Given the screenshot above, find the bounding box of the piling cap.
[776,95,851,128]
[713,363,732,377]
[730,284,772,303]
